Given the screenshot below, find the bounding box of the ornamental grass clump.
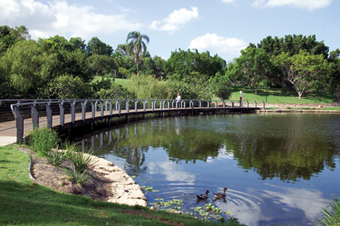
[69,149,94,173]
[62,165,92,185]
[318,197,340,226]
[46,145,66,167]
[28,127,60,157]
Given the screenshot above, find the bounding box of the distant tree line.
[0,25,339,100]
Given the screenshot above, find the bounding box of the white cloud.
[149,7,199,34]
[0,0,142,40]
[222,0,236,3]
[251,0,333,10]
[189,33,247,55]
[148,161,196,186]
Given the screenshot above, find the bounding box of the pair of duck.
[196,187,227,200]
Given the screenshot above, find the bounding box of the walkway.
[1,99,261,146]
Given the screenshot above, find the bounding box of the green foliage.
[62,166,92,185]
[254,34,330,58]
[228,47,273,94]
[273,50,334,99]
[164,49,226,79]
[69,149,94,173]
[126,31,150,74]
[0,40,54,97]
[0,25,30,56]
[193,203,238,223]
[46,147,66,167]
[95,83,135,99]
[166,73,214,100]
[87,54,116,76]
[153,55,166,78]
[151,198,184,211]
[318,197,340,225]
[41,74,93,99]
[212,73,232,100]
[140,186,159,193]
[91,77,112,93]
[118,67,129,78]
[28,127,60,157]
[127,74,170,99]
[86,37,113,56]
[69,37,86,51]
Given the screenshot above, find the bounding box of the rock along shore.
[84,153,148,207]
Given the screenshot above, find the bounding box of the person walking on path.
[176,93,181,108]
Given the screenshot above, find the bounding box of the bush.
[62,166,92,185]
[69,149,94,173]
[127,74,171,99]
[95,83,134,99]
[28,127,60,157]
[40,74,93,99]
[46,146,66,166]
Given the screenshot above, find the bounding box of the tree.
[69,37,86,51]
[153,56,166,78]
[0,40,55,97]
[274,50,334,99]
[211,72,232,100]
[116,43,133,57]
[254,34,330,58]
[0,25,30,56]
[87,37,113,56]
[126,31,150,75]
[87,54,116,76]
[227,47,273,94]
[164,49,226,79]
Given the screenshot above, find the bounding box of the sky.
[1,0,339,62]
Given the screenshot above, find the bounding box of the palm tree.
[126,31,150,75]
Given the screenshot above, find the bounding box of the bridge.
[0,99,264,146]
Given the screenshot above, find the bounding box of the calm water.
[73,113,340,225]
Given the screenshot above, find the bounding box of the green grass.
[227,86,336,104]
[92,76,129,88]
[0,146,242,226]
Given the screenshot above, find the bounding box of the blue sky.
[1,0,339,62]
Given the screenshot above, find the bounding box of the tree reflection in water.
[73,114,340,183]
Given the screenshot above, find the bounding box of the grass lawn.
[228,87,337,104]
[0,146,240,226]
[92,76,129,88]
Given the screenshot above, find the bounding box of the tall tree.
[273,50,334,99]
[254,34,330,58]
[226,47,273,94]
[126,31,150,75]
[0,25,30,56]
[87,37,113,56]
[164,49,225,79]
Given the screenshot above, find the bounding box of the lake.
[71,113,340,225]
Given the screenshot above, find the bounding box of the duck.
[196,190,209,199]
[213,187,227,199]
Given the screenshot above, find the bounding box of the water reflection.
[71,113,340,225]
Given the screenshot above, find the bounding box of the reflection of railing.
[9,99,263,143]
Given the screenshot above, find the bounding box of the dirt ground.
[17,147,113,201]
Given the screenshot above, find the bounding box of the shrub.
[69,149,94,173]
[62,166,92,185]
[46,146,66,166]
[28,127,60,157]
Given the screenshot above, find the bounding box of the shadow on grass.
[0,180,225,226]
